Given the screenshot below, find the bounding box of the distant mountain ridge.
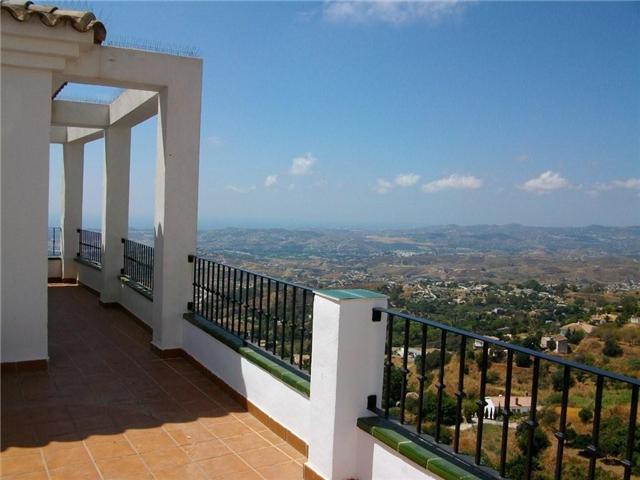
[191,225,640,259]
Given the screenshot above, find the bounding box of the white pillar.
[152,80,202,350]
[306,289,388,480]
[61,142,84,280]
[0,66,52,363]
[100,126,131,303]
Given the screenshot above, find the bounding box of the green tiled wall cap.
[356,417,480,480]
[314,289,387,301]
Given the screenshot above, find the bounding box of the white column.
[61,142,84,280]
[152,79,202,350]
[0,66,52,363]
[306,289,388,480]
[100,126,131,303]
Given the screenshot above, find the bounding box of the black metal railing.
[76,229,102,266]
[369,307,640,480]
[121,238,154,292]
[48,227,62,256]
[188,256,314,375]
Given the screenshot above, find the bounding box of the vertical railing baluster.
[258,276,264,347]
[206,260,212,320]
[524,357,541,480]
[475,342,489,465]
[289,286,297,365]
[265,279,272,350]
[251,273,257,342]
[453,335,466,452]
[435,330,447,442]
[416,324,428,434]
[384,313,394,418]
[499,349,514,477]
[272,281,279,354]
[243,270,250,339]
[399,318,410,424]
[587,375,604,480]
[232,268,237,333]
[225,265,231,330]
[191,254,196,312]
[220,265,226,327]
[299,289,307,370]
[214,263,220,322]
[623,384,638,480]
[553,366,571,480]
[307,294,313,370]
[237,270,243,335]
[280,284,287,358]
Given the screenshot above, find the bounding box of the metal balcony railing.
[121,238,154,293]
[48,227,61,256]
[76,229,102,266]
[188,256,314,375]
[369,307,639,480]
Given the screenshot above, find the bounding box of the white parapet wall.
[181,319,311,442]
[118,283,152,328]
[76,262,103,294]
[48,258,62,279]
[355,431,441,480]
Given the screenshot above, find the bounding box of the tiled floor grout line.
[80,439,106,480]
[120,431,158,480]
[37,447,53,480]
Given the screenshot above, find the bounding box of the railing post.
[305,289,388,480]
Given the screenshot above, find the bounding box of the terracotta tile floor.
[1,284,305,480]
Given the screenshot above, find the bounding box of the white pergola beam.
[109,89,157,128]
[61,46,201,91]
[52,100,110,128]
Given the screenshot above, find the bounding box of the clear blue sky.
[49,1,640,229]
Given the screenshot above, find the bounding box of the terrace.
[1,2,638,480]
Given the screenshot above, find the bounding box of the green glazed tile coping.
[183,313,310,398]
[357,416,480,480]
[183,313,245,351]
[398,441,440,468]
[315,288,387,301]
[74,256,102,271]
[119,276,153,301]
[427,458,478,480]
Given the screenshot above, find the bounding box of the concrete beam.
[67,127,103,144]
[51,100,110,128]
[61,45,202,91]
[109,90,157,128]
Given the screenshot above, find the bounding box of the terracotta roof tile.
[1,0,106,44]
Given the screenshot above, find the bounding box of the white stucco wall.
[182,320,310,442]
[355,430,440,480]
[1,65,51,363]
[119,284,153,328]
[76,262,103,294]
[48,258,62,279]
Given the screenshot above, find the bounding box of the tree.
[602,337,622,357]
[551,368,576,392]
[382,365,404,408]
[462,398,477,423]
[416,350,451,372]
[516,352,532,368]
[515,421,550,458]
[578,408,593,423]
